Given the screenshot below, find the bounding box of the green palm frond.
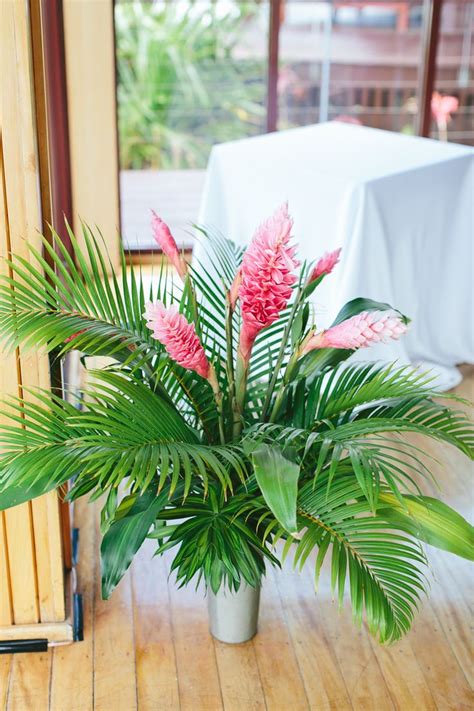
[0,223,169,368]
[330,397,474,457]
[0,371,248,506]
[153,484,278,592]
[68,370,247,496]
[291,472,428,644]
[0,391,83,508]
[288,362,439,426]
[0,217,472,642]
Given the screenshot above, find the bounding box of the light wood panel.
[63,0,120,271]
[0,0,67,631]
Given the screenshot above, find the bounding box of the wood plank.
[0,655,12,710]
[165,559,223,711]
[408,599,473,710]
[3,504,39,624]
[275,560,352,710]
[1,0,67,627]
[427,548,474,687]
[6,652,51,711]
[213,638,266,711]
[253,569,309,711]
[93,509,137,711]
[0,12,40,626]
[131,541,180,711]
[302,564,395,711]
[49,501,95,711]
[63,0,120,271]
[0,512,12,625]
[31,493,66,622]
[368,635,436,710]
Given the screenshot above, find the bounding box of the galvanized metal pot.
[207,583,261,644]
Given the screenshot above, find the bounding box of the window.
[115,0,473,250]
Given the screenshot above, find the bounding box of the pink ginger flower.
[308,247,342,284]
[333,115,362,126]
[301,311,408,353]
[238,204,299,360]
[151,211,187,280]
[144,301,210,378]
[431,92,459,126]
[65,328,87,344]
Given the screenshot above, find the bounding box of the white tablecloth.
[196,123,473,389]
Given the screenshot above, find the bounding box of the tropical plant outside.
[0,207,472,644]
[115,0,266,169]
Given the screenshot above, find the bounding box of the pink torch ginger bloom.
[65,328,87,344]
[151,211,187,280]
[238,204,299,360]
[144,301,210,378]
[431,92,459,126]
[308,247,342,284]
[302,311,408,353]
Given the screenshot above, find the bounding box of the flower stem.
[233,351,248,439]
[225,296,237,436]
[261,287,303,421]
[208,366,225,445]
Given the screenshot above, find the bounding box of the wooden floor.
[0,369,473,711]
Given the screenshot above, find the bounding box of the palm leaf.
[292,472,428,643]
[0,372,248,507]
[0,223,169,369]
[101,486,170,598]
[378,493,474,560]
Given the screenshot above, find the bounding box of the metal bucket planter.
[207,583,261,644]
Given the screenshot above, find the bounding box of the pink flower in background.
[431,92,459,126]
[333,115,362,126]
[308,247,342,284]
[302,311,407,353]
[238,204,299,360]
[144,302,210,378]
[65,328,87,344]
[151,211,187,280]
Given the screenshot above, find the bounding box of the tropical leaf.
[0,372,247,507]
[293,472,428,643]
[332,297,410,327]
[154,485,278,593]
[0,392,84,509]
[101,487,170,598]
[251,444,300,535]
[378,493,474,560]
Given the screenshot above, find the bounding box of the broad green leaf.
[332,297,410,326]
[379,493,474,561]
[0,475,68,510]
[101,488,169,599]
[252,444,300,535]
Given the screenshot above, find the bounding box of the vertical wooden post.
[0,0,70,635]
[63,0,121,269]
[417,0,443,137]
[267,0,282,133]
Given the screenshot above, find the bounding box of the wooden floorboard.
[2,367,473,710]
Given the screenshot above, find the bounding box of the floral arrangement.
[0,205,472,644]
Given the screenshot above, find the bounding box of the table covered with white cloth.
[196,123,473,389]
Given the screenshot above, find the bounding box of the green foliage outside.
[115,1,266,170]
